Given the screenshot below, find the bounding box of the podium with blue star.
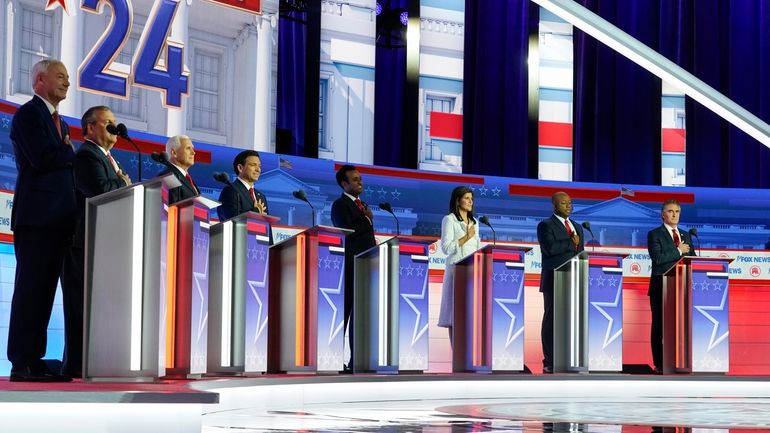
[586,252,627,372]
[207,212,278,375]
[352,235,432,373]
[267,226,352,373]
[452,244,531,373]
[164,195,220,378]
[663,256,733,374]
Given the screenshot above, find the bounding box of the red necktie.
[354,198,365,213]
[564,219,573,237]
[672,228,681,247]
[106,151,119,174]
[249,186,257,204]
[52,111,62,138]
[185,173,197,193]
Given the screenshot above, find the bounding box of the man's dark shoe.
[10,365,72,383]
[543,366,553,374]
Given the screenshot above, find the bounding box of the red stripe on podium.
[589,258,620,267]
[318,234,342,246]
[399,244,425,254]
[193,206,209,220]
[247,222,267,235]
[492,252,522,262]
[690,262,727,272]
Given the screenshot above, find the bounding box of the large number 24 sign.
[79,0,189,108]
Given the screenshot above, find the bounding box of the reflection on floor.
[198,376,770,433]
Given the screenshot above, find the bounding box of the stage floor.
[2,373,770,432]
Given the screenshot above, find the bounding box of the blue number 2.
[133,0,189,107]
[79,0,133,98]
[78,0,189,108]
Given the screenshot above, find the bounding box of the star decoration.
[590,277,623,349]
[318,268,345,345]
[400,270,429,346]
[247,280,269,343]
[478,186,488,196]
[492,270,525,348]
[694,286,729,351]
[491,187,501,197]
[391,189,401,200]
[45,0,70,15]
[377,187,388,199]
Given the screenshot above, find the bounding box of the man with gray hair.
[7,59,76,382]
[159,135,198,204]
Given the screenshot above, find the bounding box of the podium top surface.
[86,173,180,206]
[663,255,735,276]
[273,225,354,247]
[378,235,438,245]
[170,194,220,210]
[218,211,280,225]
[479,243,533,253]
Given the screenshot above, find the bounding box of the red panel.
[193,206,209,221]
[538,121,573,148]
[203,0,260,14]
[662,128,685,153]
[0,233,12,243]
[690,262,727,272]
[318,233,342,246]
[492,252,522,262]
[429,112,463,141]
[335,163,485,184]
[508,184,695,203]
[399,244,425,255]
[588,257,620,267]
[247,221,268,235]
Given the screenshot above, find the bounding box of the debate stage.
[2,372,770,432]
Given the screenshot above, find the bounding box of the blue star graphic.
[391,189,401,201]
[318,270,345,344]
[400,268,429,345]
[192,251,210,350]
[378,187,388,199]
[247,280,269,342]
[694,284,729,351]
[478,186,488,196]
[493,270,525,347]
[491,187,501,197]
[590,278,623,349]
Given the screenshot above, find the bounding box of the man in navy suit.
[68,106,131,377]
[536,191,584,374]
[217,150,269,221]
[330,165,376,371]
[7,59,76,382]
[647,199,694,374]
[160,135,198,204]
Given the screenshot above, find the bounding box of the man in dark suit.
[330,165,376,371]
[160,135,198,204]
[647,199,694,374]
[536,191,584,374]
[68,106,131,377]
[7,59,76,382]
[217,150,269,221]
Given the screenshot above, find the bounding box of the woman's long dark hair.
[448,186,476,224]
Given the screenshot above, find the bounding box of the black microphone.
[379,202,399,235]
[213,172,231,185]
[292,189,315,226]
[108,123,142,181]
[688,227,700,256]
[582,221,596,250]
[151,151,171,167]
[479,215,496,246]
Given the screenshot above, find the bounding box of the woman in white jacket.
[437,186,481,347]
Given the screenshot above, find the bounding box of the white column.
[631,229,639,246]
[58,9,84,117]
[165,0,189,137]
[599,228,607,246]
[253,14,274,152]
[231,23,258,149]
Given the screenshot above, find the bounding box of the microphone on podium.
[107,123,142,181]
[688,227,700,256]
[292,189,316,226]
[581,221,596,250]
[479,215,496,246]
[379,202,399,236]
[213,172,231,186]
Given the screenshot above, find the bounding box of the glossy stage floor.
[2,373,770,432]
